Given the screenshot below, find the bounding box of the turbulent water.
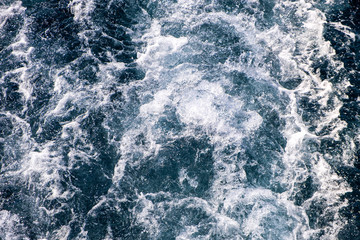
[0,0,359,239]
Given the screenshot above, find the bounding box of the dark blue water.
[0,0,359,239]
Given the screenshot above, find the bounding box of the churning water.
[0,0,359,239]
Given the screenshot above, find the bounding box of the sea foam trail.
[0,0,357,239]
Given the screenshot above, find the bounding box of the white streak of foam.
[52,226,71,240]
[0,3,33,104]
[47,92,78,116]
[329,21,356,41]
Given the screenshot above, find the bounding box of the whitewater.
[0,0,359,239]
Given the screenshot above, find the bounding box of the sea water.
[0,0,359,239]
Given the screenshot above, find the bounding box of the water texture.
[0,0,359,239]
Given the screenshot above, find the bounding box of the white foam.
[0,210,29,240]
[68,0,95,24]
[0,2,33,104]
[0,0,354,239]
[137,20,188,71]
[0,1,24,29]
[179,168,198,188]
[140,89,172,116]
[52,226,71,240]
[120,0,354,238]
[19,143,66,199]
